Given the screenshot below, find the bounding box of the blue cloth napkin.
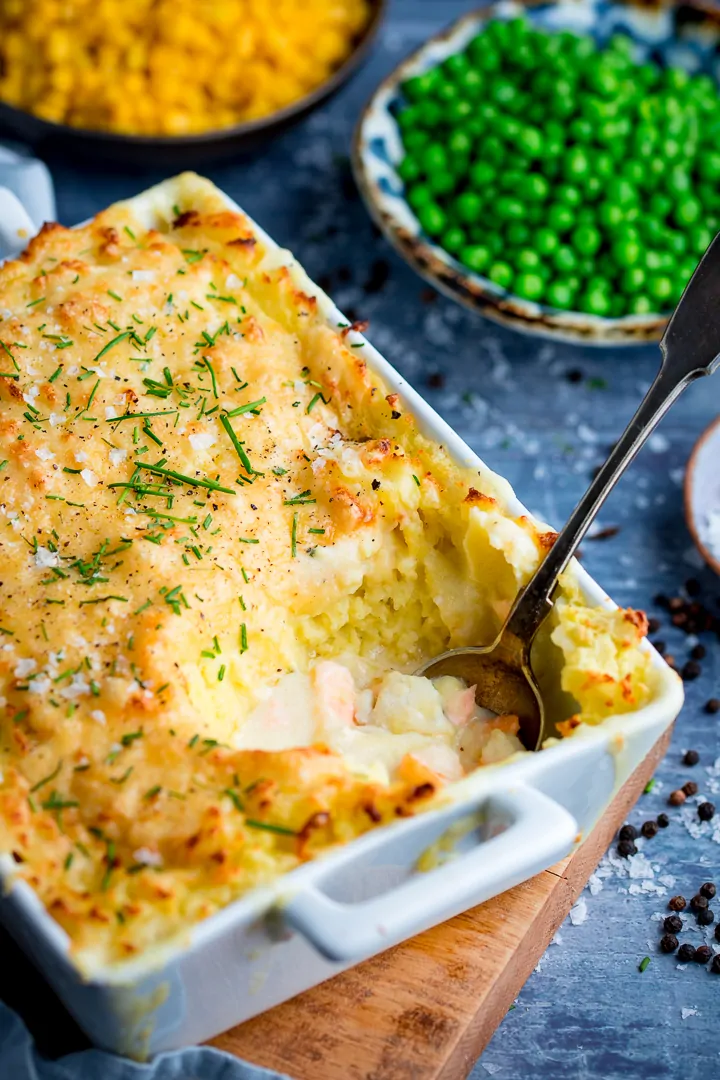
[0,1000,290,1080]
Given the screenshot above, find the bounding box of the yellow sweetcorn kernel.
[0,0,370,135]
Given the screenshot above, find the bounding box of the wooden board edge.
[438,723,674,1080]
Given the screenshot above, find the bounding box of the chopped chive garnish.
[284,490,315,505]
[48,365,63,383]
[144,785,162,800]
[93,330,131,363]
[225,397,266,418]
[412,474,420,486]
[27,297,46,308]
[245,819,296,836]
[239,623,248,653]
[30,760,62,792]
[107,290,122,302]
[308,528,325,535]
[238,537,259,544]
[223,788,244,812]
[307,392,329,414]
[217,665,226,681]
[638,956,651,973]
[291,512,298,558]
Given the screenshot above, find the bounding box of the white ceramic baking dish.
[0,178,683,1058]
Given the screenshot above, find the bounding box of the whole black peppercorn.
[669,789,687,806]
[698,908,715,926]
[669,895,687,912]
[712,955,720,974]
[653,639,666,654]
[566,369,583,384]
[682,660,702,681]
[682,781,699,797]
[685,578,701,596]
[691,644,706,660]
[705,698,720,714]
[655,593,669,608]
[677,943,697,963]
[691,893,709,912]
[664,914,683,934]
[657,813,670,828]
[659,933,678,954]
[695,944,713,964]
[617,839,637,858]
[619,823,638,842]
[701,882,717,900]
[641,820,659,839]
[715,923,720,943]
[648,617,661,634]
[683,750,700,766]
[699,802,716,822]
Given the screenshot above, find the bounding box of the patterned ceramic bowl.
[352,0,720,346]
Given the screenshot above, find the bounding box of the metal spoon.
[417,234,720,751]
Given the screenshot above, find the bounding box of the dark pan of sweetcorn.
[0,0,387,169]
[352,0,720,346]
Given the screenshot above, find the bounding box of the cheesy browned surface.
[0,175,655,972]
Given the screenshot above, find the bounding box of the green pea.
[556,185,582,208]
[612,237,641,267]
[442,227,467,255]
[699,151,720,183]
[623,161,645,187]
[689,225,713,255]
[629,294,653,315]
[415,100,443,129]
[648,275,673,304]
[457,67,485,100]
[665,230,687,256]
[517,126,543,158]
[407,183,433,211]
[418,202,447,236]
[516,248,542,271]
[482,136,505,165]
[460,244,491,273]
[598,202,625,229]
[469,161,497,190]
[546,281,575,309]
[420,142,448,174]
[491,80,521,109]
[579,285,612,317]
[593,151,615,180]
[621,266,646,294]
[564,147,590,183]
[554,245,577,273]
[606,177,636,206]
[584,176,603,201]
[514,272,545,301]
[572,224,602,256]
[649,192,672,219]
[506,222,531,246]
[447,130,472,157]
[403,70,441,101]
[547,204,575,234]
[454,192,483,224]
[666,166,691,197]
[496,196,525,222]
[443,53,470,81]
[675,196,701,227]
[427,170,455,196]
[397,157,421,184]
[436,82,459,105]
[488,262,514,289]
[534,227,559,256]
[518,174,549,203]
[397,105,421,131]
[403,130,430,154]
[447,98,473,125]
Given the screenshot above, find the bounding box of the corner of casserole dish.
[0,172,676,975]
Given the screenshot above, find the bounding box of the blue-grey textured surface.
[2,2,719,1077]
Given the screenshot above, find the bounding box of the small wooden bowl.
[684,415,720,576]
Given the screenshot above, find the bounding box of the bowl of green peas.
[352,0,720,344]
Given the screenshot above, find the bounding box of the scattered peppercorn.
[566,369,583,384]
[705,698,720,714]
[653,640,666,655]
[690,643,706,660]
[698,802,716,821]
[682,781,699,797]
[669,597,684,611]
[641,820,659,839]
[677,943,697,963]
[657,813,670,828]
[617,839,637,858]
[659,933,679,954]
[711,955,720,974]
[647,617,661,634]
[619,824,638,842]
[669,789,687,806]
[683,750,700,766]
[695,944,713,964]
[655,593,669,608]
[664,914,683,934]
[426,371,445,389]
[698,908,715,926]
[700,882,716,900]
[685,578,701,597]
[682,660,702,681]
[691,894,709,912]
[669,895,687,912]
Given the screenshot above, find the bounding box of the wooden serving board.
[211,727,672,1080]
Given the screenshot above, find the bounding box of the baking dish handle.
[0,187,37,254]
[283,785,577,962]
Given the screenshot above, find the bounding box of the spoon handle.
[506,232,720,646]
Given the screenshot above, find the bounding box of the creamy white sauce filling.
[232,662,523,784]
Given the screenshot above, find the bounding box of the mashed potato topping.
[0,175,655,972]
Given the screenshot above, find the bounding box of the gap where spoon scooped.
[417,234,720,751]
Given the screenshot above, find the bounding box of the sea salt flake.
[569,898,588,925]
[14,658,36,678]
[109,448,127,466]
[80,469,98,488]
[681,1007,698,1020]
[132,270,156,282]
[35,447,55,462]
[189,431,216,452]
[91,710,106,725]
[132,847,163,867]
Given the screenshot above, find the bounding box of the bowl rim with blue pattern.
[351,0,719,346]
